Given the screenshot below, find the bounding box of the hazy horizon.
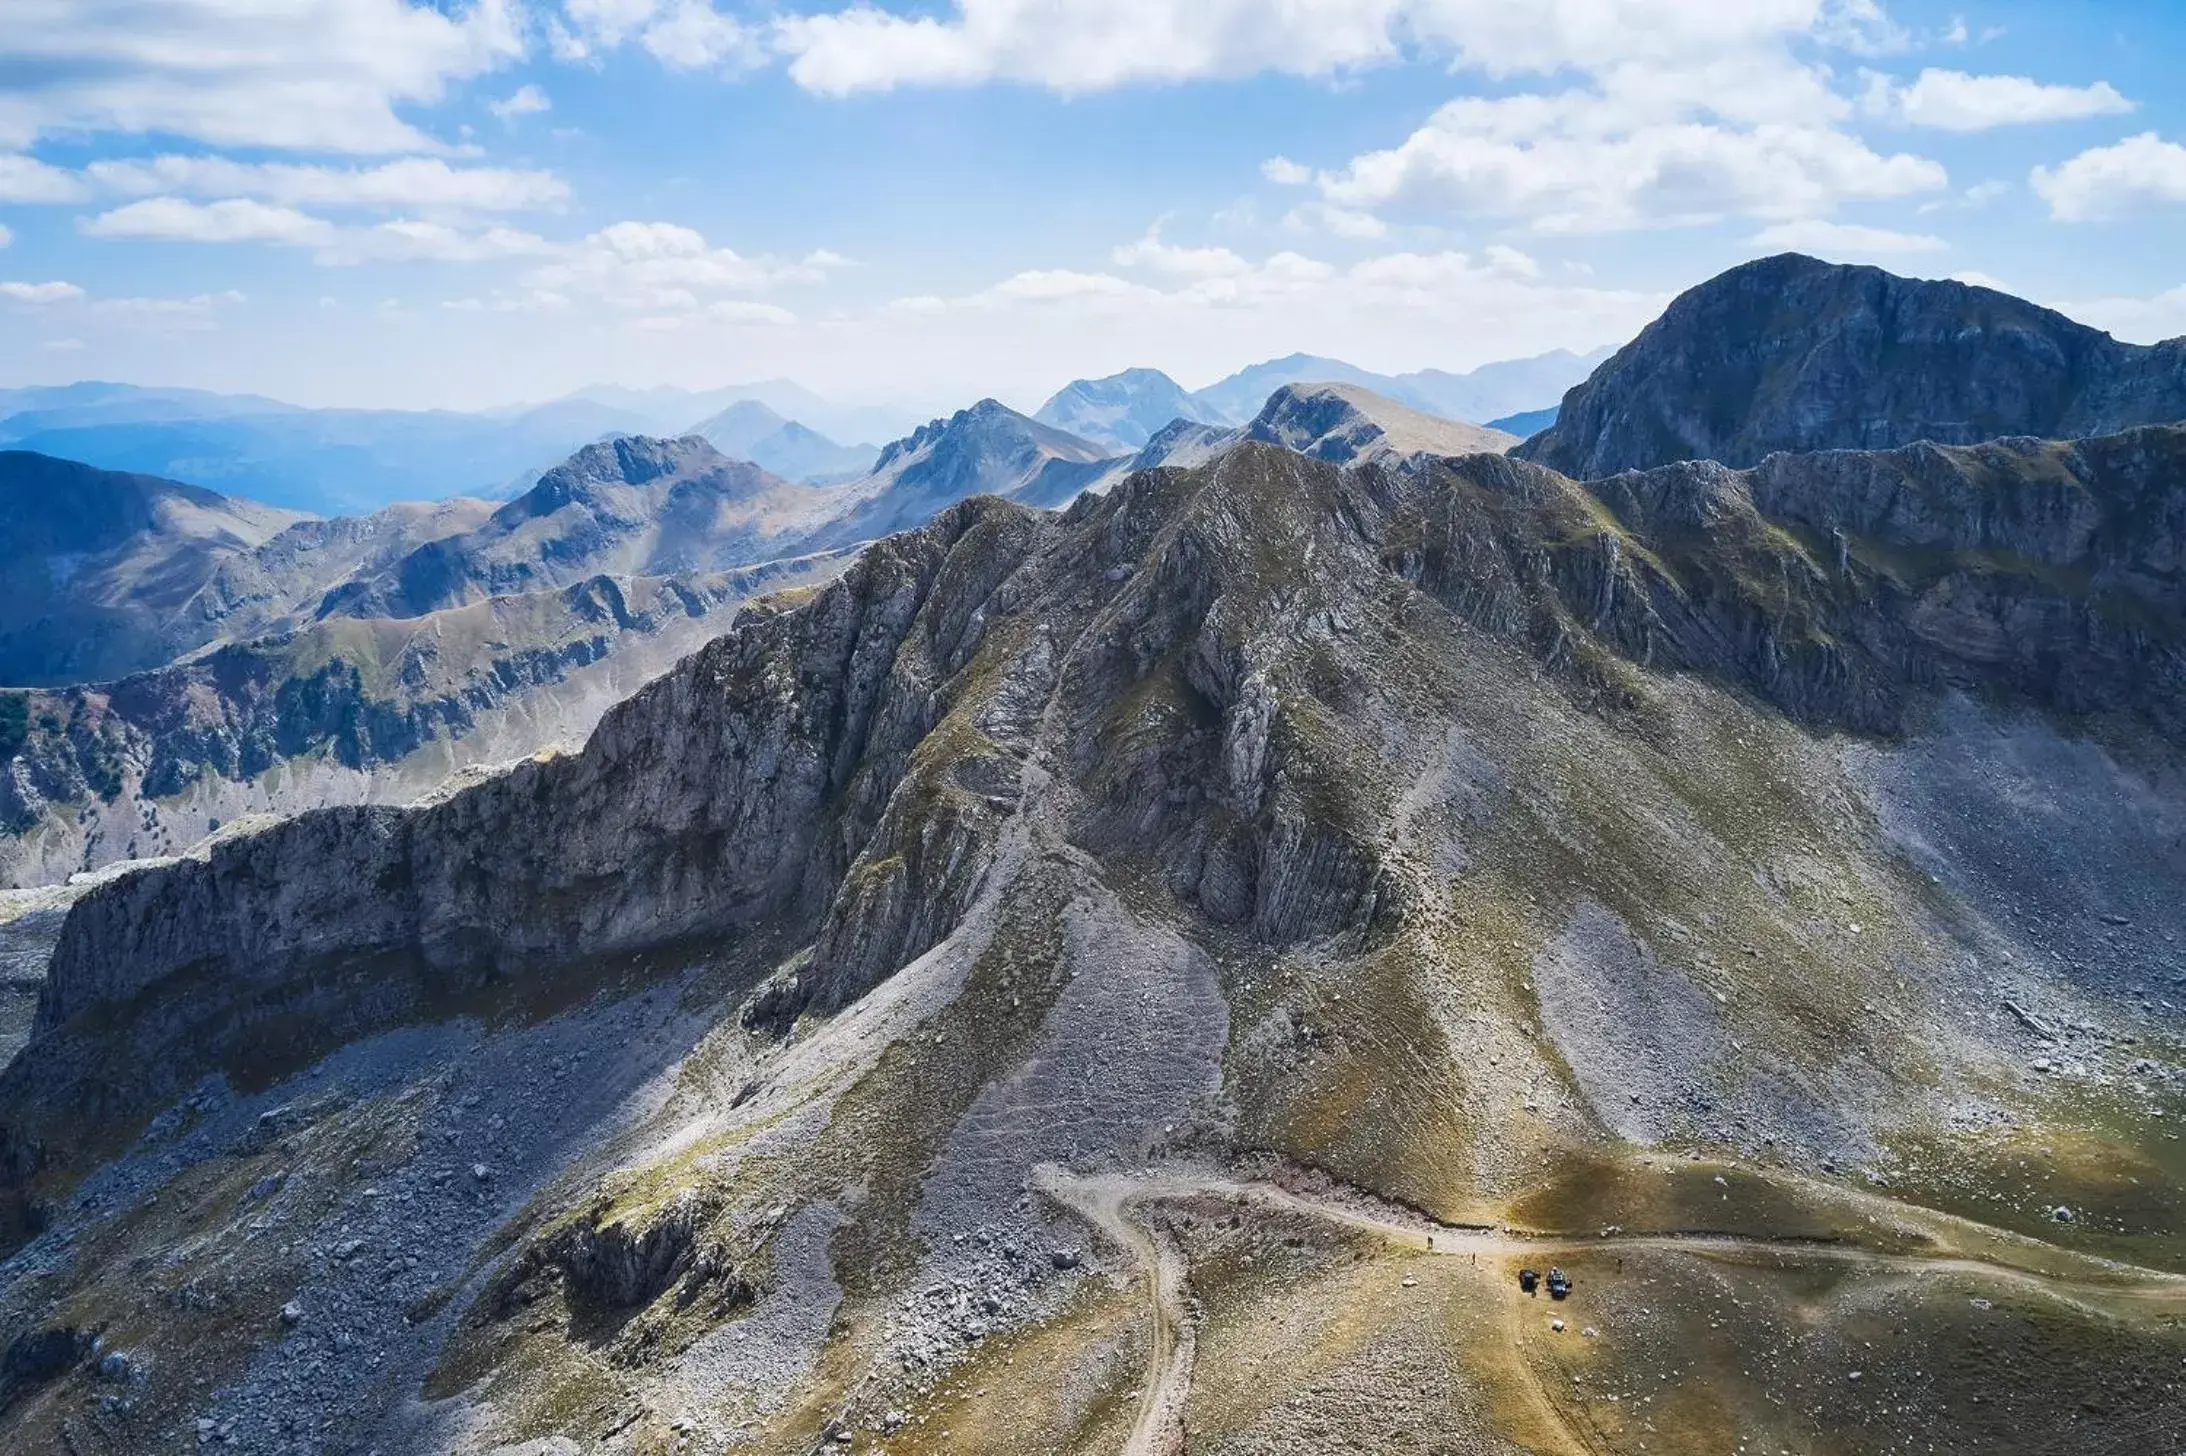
[3,3,2184,412]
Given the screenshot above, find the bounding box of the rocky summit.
[1,414,2181,1454]
[1521,253,2186,477]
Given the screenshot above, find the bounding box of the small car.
[1518,1267,1540,1294]
[1546,1267,1572,1300]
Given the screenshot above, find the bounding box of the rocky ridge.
[1242,382,1520,463]
[0,421,2183,1450]
[0,409,1108,888]
[1521,253,2186,477]
[0,554,851,886]
[0,452,309,688]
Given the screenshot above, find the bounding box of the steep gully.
[1034,1165,2186,1456]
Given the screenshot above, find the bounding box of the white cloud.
[2031,133,2186,222]
[853,236,1666,411]
[78,195,556,263]
[1283,202,1388,239]
[1751,218,1948,257]
[441,289,571,312]
[81,197,336,245]
[772,0,1903,97]
[706,298,796,324]
[0,223,9,248]
[0,0,525,153]
[93,290,246,315]
[1863,69,2133,131]
[557,0,763,70]
[982,269,1155,305]
[1111,225,1249,279]
[1153,6,1962,236]
[1481,243,1540,277]
[1319,91,1945,232]
[641,1,763,68]
[2053,284,2186,345]
[0,153,90,203]
[910,239,1621,325]
[89,290,248,332]
[321,220,557,264]
[521,220,842,309]
[488,84,551,122]
[82,156,568,213]
[0,280,84,304]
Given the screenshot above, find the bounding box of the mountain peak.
[1518,255,2186,478]
[520,434,723,511]
[1034,368,1204,451]
[1246,382,1519,464]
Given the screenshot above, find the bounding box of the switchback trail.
[1032,1164,2186,1456]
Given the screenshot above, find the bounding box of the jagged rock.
[12,427,2186,1222]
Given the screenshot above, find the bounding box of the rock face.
[18,426,2186,1154]
[3,428,2185,1454]
[1520,253,2186,477]
[1034,368,1208,451]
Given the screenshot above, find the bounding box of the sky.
[2,0,2184,416]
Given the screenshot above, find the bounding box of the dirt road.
[1033,1163,2186,1456]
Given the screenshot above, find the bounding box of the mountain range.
[689,399,876,482]
[0,253,2184,1452]
[1036,346,1610,450]
[0,396,1146,885]
[5,403,2183,1453]
[1,346,1578,517]
[0,381,904,517]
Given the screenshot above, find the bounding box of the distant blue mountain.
[1037,348,1610,448]
[689,399,877,482]
[0,388,657,514]
[1487,406,1558,439]
[0,381,915,515]
[1035,368,1211,450]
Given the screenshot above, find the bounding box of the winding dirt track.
[1032,1164,2186,1456]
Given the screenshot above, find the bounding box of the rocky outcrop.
[10,428,2186,1248]
[1521,253,2186,478]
